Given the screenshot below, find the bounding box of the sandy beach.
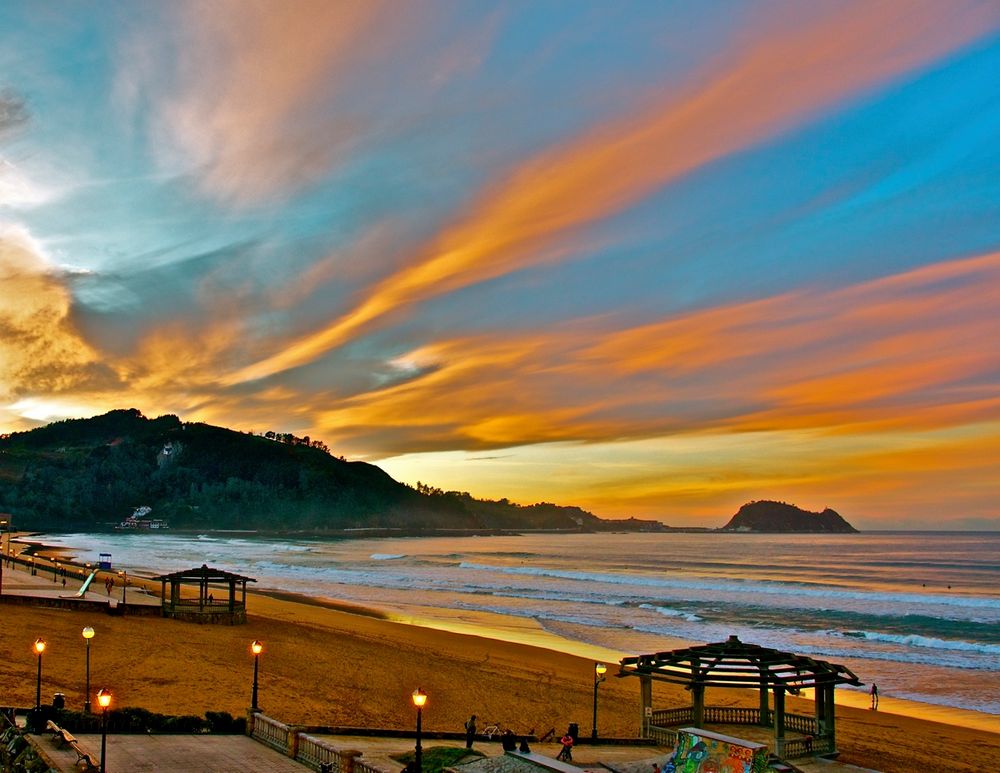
[1,554,998,773]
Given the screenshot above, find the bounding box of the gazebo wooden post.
[690,656,705,728]
[692,683,705,727]
[814,679,826,735]
[639,674,652,736]
[823,683,837,753]
[758,672,770,726]
[160,579,167,611]
[228,579,236,612]
[773,685,786,757]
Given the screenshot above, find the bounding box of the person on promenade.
[519,738,531,753]
[501,730,517,751]
[870,683,879,710]
[557,733,574,761]
[464,715,477,749]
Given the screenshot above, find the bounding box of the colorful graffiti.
[669,728,768,773]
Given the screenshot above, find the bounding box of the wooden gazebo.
[618,635,862,759]
[152,564,256,624]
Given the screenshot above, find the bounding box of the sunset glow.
[2,1,998,528]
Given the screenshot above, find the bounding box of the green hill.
[0,409,651,533]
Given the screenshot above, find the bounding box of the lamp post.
[412,688,427,773]
[250,640,263,711]
[0,517,7,596]
[118,570,127,604]
[591,662,607,740]
[33,639,46,709]
[97,688,111,773]
[83,627,95,713]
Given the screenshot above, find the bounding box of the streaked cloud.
[229,0,999,383]
[315,251,1000,457]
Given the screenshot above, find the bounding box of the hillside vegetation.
[0,409,653,533]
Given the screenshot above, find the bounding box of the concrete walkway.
[0,556,161,608]
[74,733,309,772]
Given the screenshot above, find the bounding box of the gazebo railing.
[782,712,818,735]
[652,706,817,734]
[651,707,692,727]
[703,706,770,725]
[778,734,834,759]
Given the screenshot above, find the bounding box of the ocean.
[31,530,1000,719]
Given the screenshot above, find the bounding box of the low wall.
[0,592,162,616]
[248,711,393,773]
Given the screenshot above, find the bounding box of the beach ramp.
[60,570,97,599]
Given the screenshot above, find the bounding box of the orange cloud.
[0,230,115,402]
[315,251,1000,459]
[229,0,999,383]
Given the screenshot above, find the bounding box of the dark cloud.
[0,89,28,135]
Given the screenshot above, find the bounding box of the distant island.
[720,500,858,533]
[0,409,662,534]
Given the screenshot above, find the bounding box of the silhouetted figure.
[870,683,879,710]
[464,715,477,749]
[519,738,531,753]
[501,730,517,751]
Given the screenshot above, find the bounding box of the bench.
[46,720,99,770]
[47,720,76,747]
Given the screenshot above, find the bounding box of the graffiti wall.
[665,727,768,773]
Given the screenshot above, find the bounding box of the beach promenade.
[21,727,881,773]
[2,541,994,772]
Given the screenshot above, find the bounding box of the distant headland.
[720,500,859,533]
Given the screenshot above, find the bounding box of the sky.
[1,1,999,530]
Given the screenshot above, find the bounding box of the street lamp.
[250,640,263,711]
[591,662,607,740]
[412,688,427,773]
[33,639,46,709]
[83,627,96,713]
[117,570,127,604]
[97,688,112,773]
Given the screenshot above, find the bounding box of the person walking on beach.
[464,715,477,749]
[870,683,879,710]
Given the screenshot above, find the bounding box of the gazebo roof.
[619,635,861,691]
[151,563,257,583]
